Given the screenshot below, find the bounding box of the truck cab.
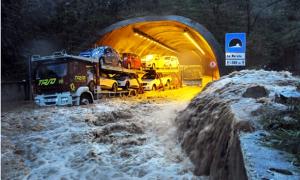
[32,52,98,106]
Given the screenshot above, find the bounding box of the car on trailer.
[141,54,165,69]
[163,56,179,69]
[99,72,119,92]
[121,53,142,69]
[113,73,140,90]
[141,72,163,91]
[79,46,122,68]
[141,70,172,90]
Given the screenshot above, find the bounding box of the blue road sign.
[225,33,246,66]
[225,33,246,53]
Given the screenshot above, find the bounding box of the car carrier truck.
[31,51,139,106]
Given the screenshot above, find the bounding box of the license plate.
[45,98,56,102]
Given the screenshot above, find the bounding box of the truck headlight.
[61,97,69,103]
[35,99,40,104]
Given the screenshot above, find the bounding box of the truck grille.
[44,96,57,99]
[36,85,68,95]
[45,101,56,105]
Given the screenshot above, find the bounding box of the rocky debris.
[242,85,269,99]
[31,124,45,131]
[269,168,293,175]
[93,113,116,126]
[275,91,300,111]
[14,149,25,155]
[93,123,143,136]
[120,151,131,158]
[106,123,143,134]
[120,139,145,146]
[112,110,133,119]
[70,133,85,144]
[1,138,30,179]
[85,110,134,126]
[176,70,300,180]
[91,122,144,145]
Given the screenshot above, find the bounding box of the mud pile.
[176,70,300,179]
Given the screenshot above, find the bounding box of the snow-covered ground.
[1,87,205,180]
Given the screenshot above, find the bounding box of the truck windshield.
[36,63,67,79]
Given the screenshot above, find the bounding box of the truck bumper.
[34,92,74,106]
[143,85,152,91]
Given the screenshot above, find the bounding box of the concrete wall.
[1,81,28,102]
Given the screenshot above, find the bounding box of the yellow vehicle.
[141,54,165,69]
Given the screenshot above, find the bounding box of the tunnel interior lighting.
[184,31,205,55]
[133,28,178,54]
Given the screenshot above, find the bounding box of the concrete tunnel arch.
[91,15,225,78]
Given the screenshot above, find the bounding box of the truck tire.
[152,84,157,91]
[80,93,92,105]
[166,80,171,90]
[88,81,95,94]
[123,81,130,90]
[99,57,104,69]
[152,64,156,70]
[112,83,118,93]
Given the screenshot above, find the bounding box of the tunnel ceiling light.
[133,28,178,54]
[184,30,205,55]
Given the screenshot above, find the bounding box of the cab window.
[100,73,108,78]
[104,48,112,54]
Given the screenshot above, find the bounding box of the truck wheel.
[124,82,130,90]
[152,64,155,69]
[112,83,118,93]
[99,58,104,69]
[166,81,171,90]
[80,94,92,105]
[138,87,144,94]
[88,81,95,94]
[131,90,137,96]
[152,84,157,91]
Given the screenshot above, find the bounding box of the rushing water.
[2,99,204,180]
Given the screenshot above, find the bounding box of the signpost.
[209,61,216,81]
[225,33,246,66]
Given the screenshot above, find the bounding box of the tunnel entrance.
[94,15,224,86]
[95,16,225,79]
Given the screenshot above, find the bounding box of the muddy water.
[1,97,204,179]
